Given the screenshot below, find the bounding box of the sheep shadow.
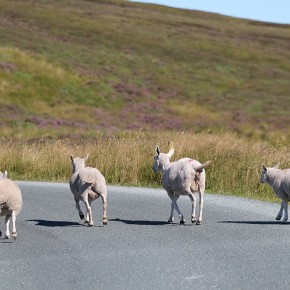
[219,220,289,225]
[0,232,17,243]
[110,218,169,226]
[0,240,14,244]
[27,219,82,227]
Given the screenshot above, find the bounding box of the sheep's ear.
[70,154,74,162]
[274,162,280,169]
[262,165,267,172]
[84,154,89,161]
[4,171,7,178]
[167,148,174,158]
[155,145,160,156]
[195,160,211,173]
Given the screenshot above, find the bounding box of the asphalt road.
[1,182,290,290]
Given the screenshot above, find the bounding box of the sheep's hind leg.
[282,200,288,223]
[196,188,204,225]
[188,193,197,224]
[85,198,93,224]
[101,195,108,225]
[83,196,94,226]
[276,201,283,220]
[4,214,11,239]
[11,211,17,239]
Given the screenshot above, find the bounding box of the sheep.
[0,171,23,239]
[69,154,108,226]
[260,164,290,223]
[152,145,210,225]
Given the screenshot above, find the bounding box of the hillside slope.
[0,0,290,138]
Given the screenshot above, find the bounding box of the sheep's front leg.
[188,194,197,223]
[282,200,288,223]
[11,211,17,239]
[171,193,185,224]
[4,214,11,239]
[167,191,175,223]
[75,198,85,220]
[276,201,283,220]
[101,195,108,225]
[168,202,175,223]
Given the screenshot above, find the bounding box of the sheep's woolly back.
[70,167,107,196]
[78,167,103,183]
[0,179,23,216]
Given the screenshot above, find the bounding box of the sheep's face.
[153,153,168,173]
[152,146,174,173]
[260,165,267,183]
[0,171,7,180]
[71,154,89,173]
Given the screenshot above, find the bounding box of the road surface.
[1,182,289,290]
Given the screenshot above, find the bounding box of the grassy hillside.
[0,0,290,138]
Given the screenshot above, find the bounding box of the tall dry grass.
[0,131,289,202]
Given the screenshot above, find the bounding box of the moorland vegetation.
[0,0,290,200]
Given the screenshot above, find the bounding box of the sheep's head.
[71,154,89,174]
[260,165,268,183]
[152,145,174,173]
[0,170,8,180]
[260,163,280,184]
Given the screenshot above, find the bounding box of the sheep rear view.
[0,171,23,239]
[70,154,108,226]
[260,164,290,222]
[152,145,210,225]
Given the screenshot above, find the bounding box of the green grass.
[0,0,289,137]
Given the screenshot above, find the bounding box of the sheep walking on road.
[0,171,23,239]
[152,146,210,225]
[70,154,108,226]
[260,164,290,222]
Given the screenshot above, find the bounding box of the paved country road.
[1,182,290,290]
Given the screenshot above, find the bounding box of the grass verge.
[0,131,287,203]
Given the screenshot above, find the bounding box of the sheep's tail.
[0,202,8,211]
[194,160,211,173]
[82,180,96,187]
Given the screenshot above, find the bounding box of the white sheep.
[153,146,210,225]
[69,154,108,226]
[0,171,23,239]
[260,164,290,222]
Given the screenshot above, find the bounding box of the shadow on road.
[27,219,82,227]
[219,220,289,225]
[0,240,13,244]
[110,218,169,226]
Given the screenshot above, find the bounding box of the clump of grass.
[0,131,288,202]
